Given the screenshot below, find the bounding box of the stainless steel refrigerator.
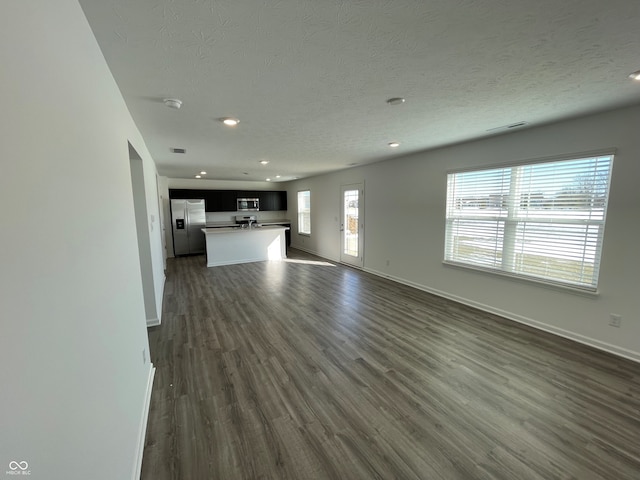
[170,199,206,255]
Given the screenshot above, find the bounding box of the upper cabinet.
[169,189,287,212]
[269,191,287,211]
[257,191,287,211]
[258,191,272,211]
[206,190,237,212]
[169,189,236,211]
[168,189,206,200]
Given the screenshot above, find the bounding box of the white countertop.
[259,219,291,225]
[205,221,237,227]
[205,219,291,228]
[202,225,290,234]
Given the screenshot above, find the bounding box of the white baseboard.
[364,267,640,364]
[132,364,156,480]
[158,274,165,324]
[146,318,161,327]
[290,245,339,263]
[207,256,275,267]
[146,275,165,328]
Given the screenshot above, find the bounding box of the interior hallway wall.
[0,1,163,478]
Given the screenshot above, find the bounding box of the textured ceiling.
[78,0,640,182]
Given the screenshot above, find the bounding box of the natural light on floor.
[283,258,335,266]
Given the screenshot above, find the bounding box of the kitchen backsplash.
[205,211,287,223]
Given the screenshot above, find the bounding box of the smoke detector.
[163,98,182,109]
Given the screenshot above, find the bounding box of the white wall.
[0,1,162,478]
[146,172,166,323]
[157,175,170,266]
[136,150,166,326]
[167,178,276,190]
[129,148,165,327]
[285,105,640,362]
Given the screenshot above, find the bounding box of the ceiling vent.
[486,121,527,133]
[171,147,186,154]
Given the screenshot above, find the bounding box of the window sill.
[442,260,599,298]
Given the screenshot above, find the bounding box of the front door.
[340,183,364,268]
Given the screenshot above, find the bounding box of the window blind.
[444,154,613,291]
[297,190,311,234]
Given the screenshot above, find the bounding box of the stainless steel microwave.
[237,197,259,211]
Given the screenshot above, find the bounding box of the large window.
[444,153,613,291]
[297,190,311,235]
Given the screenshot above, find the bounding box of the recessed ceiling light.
[259,160,269,165]
[221,117,240,126]
[200,171,207,175]
[266,178,271,181]
[195,175,201,179]
[163,98,182,109]
[629,70,640,81]
[388,142,400,148]
[386,97,405,105]
[275,175,281,178]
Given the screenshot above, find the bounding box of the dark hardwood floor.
[141,249,640,480]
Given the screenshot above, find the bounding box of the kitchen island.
[201,225,289,267]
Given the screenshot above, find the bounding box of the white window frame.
[297,190,311,235]
[444,151,614,293]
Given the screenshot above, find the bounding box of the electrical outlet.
[142,349,147,364]
[609,314,622,328]
[386,259,390,266]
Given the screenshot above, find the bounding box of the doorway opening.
[340,183,364,268]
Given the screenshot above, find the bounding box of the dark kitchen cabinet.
[169,188,287,212]
[242,190,286,211]
[271,191,287,211]
[169,189,237,211]
[257,191,273,211]
[206,190,237,212]
[258,191,287,211]
[169,189,207,200]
